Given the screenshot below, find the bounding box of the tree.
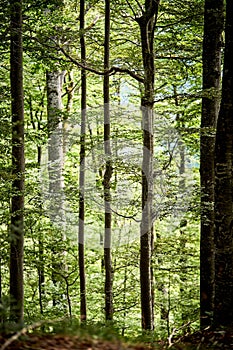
[136,0,160,331]
[213,0,233,329]
[200,0,224,328]
[9,0,25,324]
[78,0,87,322]
[46,70,66,306]
[103,0,113,321]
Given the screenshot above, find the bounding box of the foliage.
[0,0,204,343]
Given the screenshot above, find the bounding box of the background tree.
[103,0,113,322]
[46,69,66,306]
[78,0,87,322]
[136,0,160,331]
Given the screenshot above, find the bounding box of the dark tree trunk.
[200,0,224,328]
[103,0,113,321]
[78,0,87,322]
[213,0,233,329]
[9,0,25,325]
[136,0,160,331]
[38,232,45,315]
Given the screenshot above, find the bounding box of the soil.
[0,333,157,350]
[1,329,233,350]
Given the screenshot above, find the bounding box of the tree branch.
[58,45,144,83]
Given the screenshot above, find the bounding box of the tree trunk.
[103,0,113,321]
[136,0,160,331]
[200,0,224,328]
[9,0,25,325]
[213,0,233,329]
[78,0,87,322]
[38,231,45,315]
[47,71,65,224]
[46,70,65,306]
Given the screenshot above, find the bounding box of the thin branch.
[133,0,144,14]
[62,81,80,98]
[168,320,196,348]
[114,302,138,313]
[126,0,138,18]
[155,55,201,61]
[111,208,141,222]
[0,319,64,350]
[85,15,102,31]
[154,91,202,104]
[58,45,144,83]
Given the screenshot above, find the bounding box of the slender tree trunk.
[103,0,113,321]
[38,132,45,316]
[78,0,87,322]
[65,71,74,113]
[174,87,189,323]
[38,230,45,315]
[46,70,65,306]
[29,99,45,316]
[213,0,233,329]
[38,128,45,316]
[200,0,224,328]
[47,71,65,225]
[9,0,25,325]
[178,125,188,323]
[136,0,160,331]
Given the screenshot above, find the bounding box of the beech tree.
[103,0,113,321]
[78,0,87,322]
[213,0,233,328]
[200,0,224,328]
[136,0,160,331]
[9,0,25,324]
[47,70,66,306]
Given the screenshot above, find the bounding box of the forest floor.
[1,328,233,350]
[0,333,156,350]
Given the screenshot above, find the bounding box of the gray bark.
[47,71,65,227]
[46,70,66,306]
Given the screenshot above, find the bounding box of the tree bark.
[136,0,160,331]
[103,0,113,321]
[200,0,224,328]
[9,0,25,325]
[47,71,65,215]
[78,0,87,322]
[46,70,65,306]
[213,0,233,329]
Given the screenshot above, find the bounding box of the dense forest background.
[1,0,233,343]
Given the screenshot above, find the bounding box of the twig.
[111,208,140,222]
[0,318,64,350]
[168,320,192,348]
